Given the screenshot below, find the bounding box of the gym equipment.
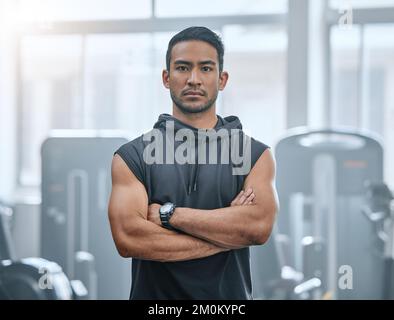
[41,131,130,299]
[0,201,16,261]
[251,226,325,300]
[274,128,384,299]
[0,201,87,300]
[362,182,394,299]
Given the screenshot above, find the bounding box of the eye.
[202,66,212,72]
[176,66,188,72]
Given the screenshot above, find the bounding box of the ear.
[162,69,170,89]
[218,71,229,91]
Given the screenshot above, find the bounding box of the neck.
[172,105,218,129]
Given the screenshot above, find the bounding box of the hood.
[153,113,243,195]
[154,113,242,132]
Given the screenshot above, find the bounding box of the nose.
[187,69,202,86]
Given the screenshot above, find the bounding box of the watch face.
[161,203,172,213]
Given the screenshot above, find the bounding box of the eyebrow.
[173,60,216,66]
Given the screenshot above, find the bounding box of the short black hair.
[166,26,224,73]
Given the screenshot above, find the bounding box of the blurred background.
[0,0,394,300]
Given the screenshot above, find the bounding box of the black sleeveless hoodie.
[114,113,270,299]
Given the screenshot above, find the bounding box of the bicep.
[108,155,148,252]
[243,148,279,220]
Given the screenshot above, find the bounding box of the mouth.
[183,91,204,96]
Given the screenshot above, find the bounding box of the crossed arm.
[108,149,279,262]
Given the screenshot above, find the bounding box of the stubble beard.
[170,90,218,114]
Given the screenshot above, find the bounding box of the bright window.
[330,0,394,9]
[155,0,287,17]
[16,0,151,21]
[222,25,287,148]
[330,24,394,188]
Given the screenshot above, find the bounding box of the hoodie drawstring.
[153,113,242,196]
[188,164,195,195]
[188,142,200,195]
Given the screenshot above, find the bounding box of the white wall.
[0,0,18,202]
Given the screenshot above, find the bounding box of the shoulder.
[248,136,271,168]
[246,139,276,184]
[115,134,145,156]
[113,133,150,185]
[114,126,163,158]
[250,137,270,155]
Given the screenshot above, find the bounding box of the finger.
[236,190,245,200]
[238,193,248,204]
[245,193,255,203]
[241,193,255,206]
[239,188,253,204]
[231,190,244,206]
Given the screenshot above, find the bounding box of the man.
[108,26,279,300]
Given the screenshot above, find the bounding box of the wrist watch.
[159,202,176,230]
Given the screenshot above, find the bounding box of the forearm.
[120,218,228,262]
[170,205,269,249]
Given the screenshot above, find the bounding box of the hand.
[231,188,255,207]
[148,203,162,226]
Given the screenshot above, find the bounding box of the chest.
[145,163,245,209]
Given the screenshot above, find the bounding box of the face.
[162,40,228,114]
